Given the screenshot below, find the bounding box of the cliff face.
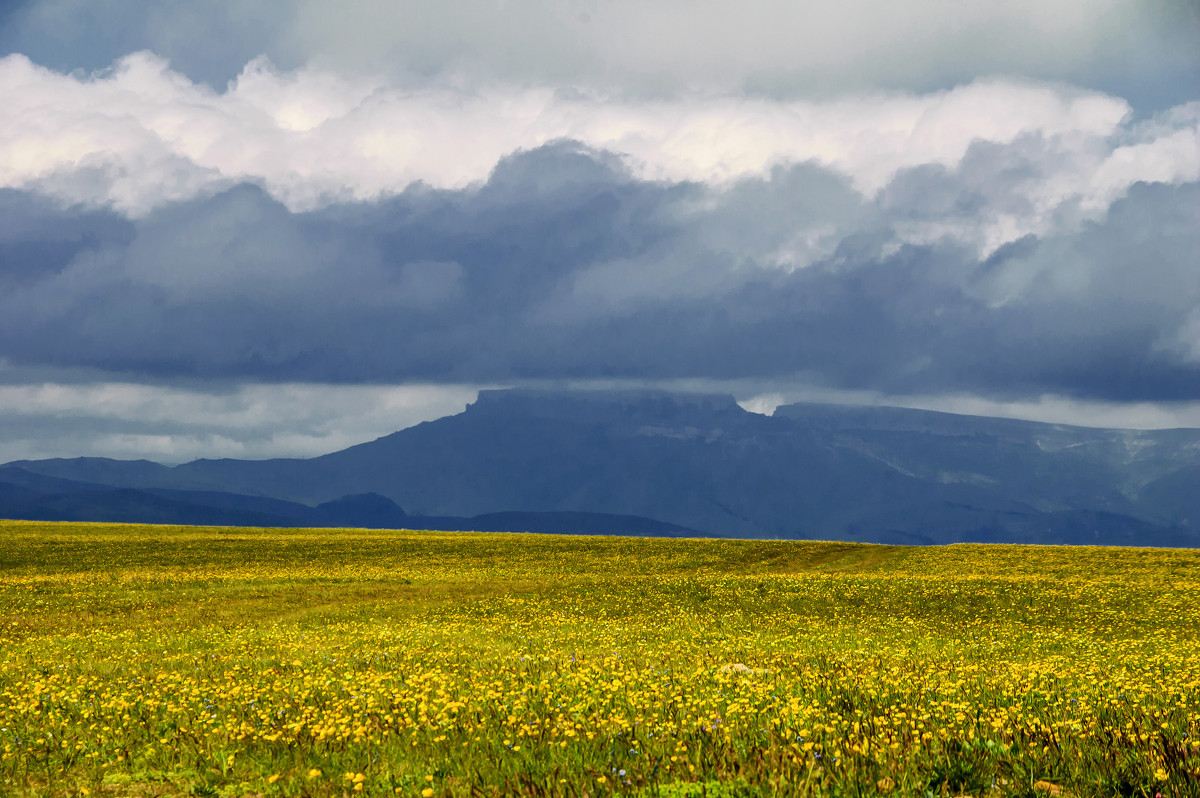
[4,389,1200,546]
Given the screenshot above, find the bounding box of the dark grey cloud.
[2,142,1199,402]
[0,190,133,287]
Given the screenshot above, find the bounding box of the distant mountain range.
[4,388,1200,546]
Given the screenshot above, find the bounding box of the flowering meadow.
[0,521,1198,797]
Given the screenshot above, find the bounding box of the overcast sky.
[1,0,1199,462]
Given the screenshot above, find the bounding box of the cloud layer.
[4,1,1198,107]
[3,53,1198,254]
[0,377,481,463]
[2,130,1200,401]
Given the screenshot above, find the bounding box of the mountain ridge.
[4,388,1199,545]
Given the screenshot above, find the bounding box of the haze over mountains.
[3,388,1200,546]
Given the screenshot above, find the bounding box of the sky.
[1,0,1199,463]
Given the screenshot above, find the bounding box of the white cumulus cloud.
[0,52,1197,260]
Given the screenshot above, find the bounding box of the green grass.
[0,520,1198,797]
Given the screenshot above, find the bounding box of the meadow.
[0,520,1197,797]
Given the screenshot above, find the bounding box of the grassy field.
[0,521,1198,797]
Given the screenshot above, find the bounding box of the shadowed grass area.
[0,520,1198,797]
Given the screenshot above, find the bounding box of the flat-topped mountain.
[4,388,1200,545]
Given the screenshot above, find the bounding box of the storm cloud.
[2,137,1199,402]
